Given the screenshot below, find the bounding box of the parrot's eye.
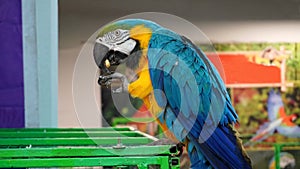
[114,30,121,36]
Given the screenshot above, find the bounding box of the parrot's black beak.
[93,43,128,76]
[93,42,130,87]
[93,43,109,74]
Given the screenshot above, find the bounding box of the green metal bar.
[0,127,132,132]
[0,156,170,168]
[272,142,300,169]
[159,159,170,169]
[112,117,155,126]
[111,117,165,139]
[170,157,180,169]
[137,164,148,169]
[0,127,180,168]
[274,144,281,169]
[0,131,141,138]
[276,142,300,147]
[0,145,174,158]
[0,137,153,146]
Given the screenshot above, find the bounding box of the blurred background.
[1,0,300,168]
[59,0,300,127]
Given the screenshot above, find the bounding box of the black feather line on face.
[125,39,142,70]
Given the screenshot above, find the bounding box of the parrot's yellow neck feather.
[130,25,152,52]
[128,25,166,126]
[127,55,163,119]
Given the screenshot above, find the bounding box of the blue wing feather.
[147,27,251,169]
[267,89,282,121]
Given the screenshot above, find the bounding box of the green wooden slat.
[0,137,153,146]
[0,127,132,132]
[112,117,155,126]
[0,145,175,158]
[0,131,141,138]
[0,156,170,168]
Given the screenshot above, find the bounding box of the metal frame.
[0,127,180,169]
[244,140,300,169]
[273,142,300,169]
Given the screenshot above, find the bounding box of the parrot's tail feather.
[187,124,252,169]
[187,139,213,169]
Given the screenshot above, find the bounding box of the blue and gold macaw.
[93,19,252,169]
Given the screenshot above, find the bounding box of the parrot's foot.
[173,142,185,157]
[168,142,184,157]
[98,72,129,93]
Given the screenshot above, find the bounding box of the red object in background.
[127,104,157,135]
[207,53,281,86]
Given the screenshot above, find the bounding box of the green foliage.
[234,88,269,134]
[212,42,296,53]
[287,56,300,81]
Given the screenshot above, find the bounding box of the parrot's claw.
[98,72,129,93]
[148,139,184,157]
[98,75,112,86]
[169,142,185,157]
[176,142,185,157]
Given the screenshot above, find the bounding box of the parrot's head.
[290,114,298,122]
[93,19,160,76]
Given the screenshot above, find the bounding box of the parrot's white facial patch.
[95,29,136,55]
[97,29,129,44]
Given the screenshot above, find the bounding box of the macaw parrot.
[247,90,300,144]
[93,19,252,169]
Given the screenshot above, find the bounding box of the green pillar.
[274,144,281,169]
[22,0,58,127]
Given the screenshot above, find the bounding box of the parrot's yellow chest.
[127,65,179,142]
[127,57,163,117]
[128,24,164,116]
[127,24,179,141]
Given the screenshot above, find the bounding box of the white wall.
[59,45,102,128]
[197,21,300,43]
[59,48,81,127]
